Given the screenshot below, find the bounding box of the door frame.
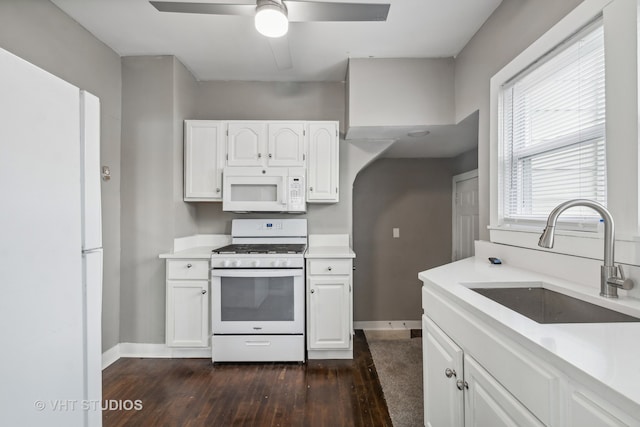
[452,169,479,261]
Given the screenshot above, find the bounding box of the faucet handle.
[612,265,634,290]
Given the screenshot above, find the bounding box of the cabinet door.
[166,280,209,347]
[464,355,544,427]
[424,316,464,427]
[227,122,266,166]
[308,275,350,349]
[569,389,628,427]
[268,123,306,167]
[307,122,339,202]
[184,120,225,201]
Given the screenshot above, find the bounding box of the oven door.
[210,268,304,334]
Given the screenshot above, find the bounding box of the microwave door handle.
[210,269,303,278]
[281,177,288,206]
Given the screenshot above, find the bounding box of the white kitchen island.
[419,252,640,426]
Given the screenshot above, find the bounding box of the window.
[500,18,606,228]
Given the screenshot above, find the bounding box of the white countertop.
[159,246,217,259]
[305,234,355,258]
[305,245,355,259]
[159,234,230,259]
[419,257,640,408]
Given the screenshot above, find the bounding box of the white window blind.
[500,18,606,228]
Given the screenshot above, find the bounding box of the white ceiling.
[50,0,502,82]
[50,0,495,158]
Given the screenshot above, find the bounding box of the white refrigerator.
[0,47,103,426]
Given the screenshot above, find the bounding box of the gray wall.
[454,0,584,240]
[353,158,453,322]
[452,147,478,176]
[193,81,353,236]
[347,58,455,129]
[120,56,200,344]
[0,0,122,351]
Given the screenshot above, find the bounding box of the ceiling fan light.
[255,3,288,38]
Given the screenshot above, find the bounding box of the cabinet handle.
[327,266,332,271]
[186,263,193,268]
[445,368,456,378]
[310,289,315,294]
[258,153,262,159]
[201,289,207,295]
[268,153,272,158]
[216,188,221,193]
[309,187,314,192]
[456,380,468,390]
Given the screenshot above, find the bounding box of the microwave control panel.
[288,176,305,211]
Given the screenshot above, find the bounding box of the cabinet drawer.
[167,260,209,280]
[308,259,351,275]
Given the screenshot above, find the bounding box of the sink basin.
[471,287,640,324]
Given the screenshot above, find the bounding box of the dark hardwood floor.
[102,330,392,426]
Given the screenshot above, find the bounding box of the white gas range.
[209,219,307,362]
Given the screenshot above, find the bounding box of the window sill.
[488,225,640,266]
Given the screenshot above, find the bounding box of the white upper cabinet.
[226,122,267,167]
[184,120,225,201]
[184,120,340,204]
[268,123,306,167]
[227,121,306,167]
[307,122,339,203]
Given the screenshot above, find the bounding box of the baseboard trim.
[354,320,422,330]
[102,343,211,370]
[102,344,120,370]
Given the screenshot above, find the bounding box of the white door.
[0,47,87,426]
[307,122,339,202]
[308,276,350,349]
[423,316,464,427]
[80,90,102,251]
[464,355,544,427]
[267,123,306,167]
[166,280,209,347]
[184,120,225,201]
[227,122,266,166]
[452,170,479,261]
[83,249,103,427]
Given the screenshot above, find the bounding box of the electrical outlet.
[393,228,400,238]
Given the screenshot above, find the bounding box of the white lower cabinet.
[423,315,542,427]
[568,388,631,427]
[165,259,209,348]
[422,284,640,426]
[464,355,544,427]
[424,315,464,427]
[306,258,353,358]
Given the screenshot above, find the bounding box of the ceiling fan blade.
[150,1,256,16]
[283,1,390,22]
[267,35,293,70]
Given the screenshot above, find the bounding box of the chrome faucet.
[538,199,634,298]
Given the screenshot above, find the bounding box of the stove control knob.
[222,260,231,268]
[272,259,281,267]
[283,259,291,267]
[232,260,241,267]
[253,260,261,267]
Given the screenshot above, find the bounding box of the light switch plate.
[393,228,400,238]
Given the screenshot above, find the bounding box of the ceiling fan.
[149,0,391,69]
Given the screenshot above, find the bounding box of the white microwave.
[222,167,306,213]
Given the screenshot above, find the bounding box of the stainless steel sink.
[471,287,640,324]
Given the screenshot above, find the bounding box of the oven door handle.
[210,269,303,278]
